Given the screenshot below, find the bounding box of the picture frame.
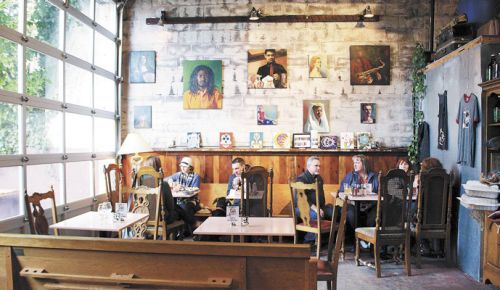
[308,55,328,78]
[248,49,288,89]
[187,132,201,148]
[219,132,234,149]
[340,132,356,149]
[249,132,264,149]
[293,133,311,149]
[183,60,223,109]
[273,132,291,149]
[257,105,278,125]
[303,100,330,133]
[133,106,152,129]
[360,103,376,124]
[129,51,156,83]
[356,132,372,149]
[350,45,390,85]
[320,135,338,149]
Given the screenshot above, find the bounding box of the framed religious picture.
[273,132,291,149]
[350,45,390,85]
[133,106,152,129]
[249,132,264,149]
[320,135,338,149]
[308,55,328,78]
[257,105,277,125]
[219,132,234,149]
[248,49,288,89]
[129,51,156,83]
[293,133,311,149]
[183,60,223,109]
[360,103,376,124]
[303,100,330,133]
[187,132,201,148]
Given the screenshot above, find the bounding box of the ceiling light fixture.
[363,5,374,19]
[249,7,263,21]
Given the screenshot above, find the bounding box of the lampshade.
[117,132,153,155]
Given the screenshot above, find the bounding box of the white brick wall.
[121,0,458,148]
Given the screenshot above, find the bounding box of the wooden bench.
[0,234,316,290]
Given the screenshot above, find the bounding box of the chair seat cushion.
[316,259,334,278]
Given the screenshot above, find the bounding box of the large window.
[0,0,119,223]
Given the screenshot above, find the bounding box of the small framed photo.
[257,105,277,125]
[320,135,338,149]
[293,133,311,149]
[219,132,234,149]
[249,132,264,149]
[129,51,156,83]
[187,132,201,148]
[273,132,291,149]
[360,103,376,124]
[134,106,152,129]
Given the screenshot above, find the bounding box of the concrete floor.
[318,251,500,290]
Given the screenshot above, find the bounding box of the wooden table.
[172,190,199,198]
[50,211,149,238]
[193,216,294,242]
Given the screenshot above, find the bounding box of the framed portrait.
[273,132,291,149]
[248,49,288,89]
[350,45,390,85]
[249,132,264,149]
[187,132,201,148]
[183,60,223,109]
[129,51,156,83]
[293,133,311,149]
[360,103,376,124]
[257,105,277,125]
[308,55,328,78]
[320,135,338,149]
[303,100,330,133]
[219,132,234,149]
[133,106,152,129]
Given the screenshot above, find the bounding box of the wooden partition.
[0,234,315,290]
[124,148,407,215]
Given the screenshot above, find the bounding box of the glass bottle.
[494,97,500,123]
[493,53,500,80]
[486,54,495,81]
[495,53,500,80]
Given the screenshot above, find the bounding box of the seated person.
[397,157,411,174]
[166,157,201,233]
[142,156,180,225]
[338,154,379,239]
[226,157,249,206]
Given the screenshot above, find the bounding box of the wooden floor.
[320,251,499,290]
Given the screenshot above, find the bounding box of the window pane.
[0,102,19,155]
[66,113,92,153]
[94,74,115,111]
[27,163,63,207]
[95,0,116,35]
[68,0,92,19]
[26,49,61,100]
[0,0,18,31]
[65,14,92,63]
[66,161,92,203]
[0,37,18,92]
[94,117,115,152]
[26,107,62,154]
[95,158,115,196]
[65,63,92,107]
[0,166,22,220]
[94,32,116,73]
[27,0,61,48]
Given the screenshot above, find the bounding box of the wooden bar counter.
[123,147,407,216]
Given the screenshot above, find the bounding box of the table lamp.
[117,132,153,173]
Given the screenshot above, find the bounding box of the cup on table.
[98,202,112,219]
[364,183,372,194]
[344,183,352,195]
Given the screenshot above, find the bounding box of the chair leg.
[405,236,411,276]
[331,279,336,290]
[327,281,332,290]
[341,240,345,262]
[355,237,360,266]
[374,243,381,278]
[316,233,321,259]
[416,237,422,269]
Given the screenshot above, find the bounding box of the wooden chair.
[413,167,452,268]
[289,180,332,259]
[132,166,184,240]
[103,163,123,210]
[24,186,59,236]
[317,193,348,290]
[355,169,411,278]
[241,166,271,217]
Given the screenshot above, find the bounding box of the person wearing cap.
[166,157,201,234]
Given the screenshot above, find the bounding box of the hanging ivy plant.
[408,43,427,166]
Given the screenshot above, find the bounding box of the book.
[273,132,291,149]
[320,135,338,149]
[249,132,264,149]
[356,132,372,149]
[219,132,234,149]
[340,132,355,149]
[186,132,201,148]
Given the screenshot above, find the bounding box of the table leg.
[354,201,360,229]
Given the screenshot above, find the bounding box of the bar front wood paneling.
[123,148,407,215]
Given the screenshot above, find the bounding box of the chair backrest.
[242,166,270,217]
[327,194,348,270]
[129,166,164,239]
[376,169,411,237]
[289,180,320,229]
[103,163,123,210]
[417,168,451,231]
[24,186,58,236]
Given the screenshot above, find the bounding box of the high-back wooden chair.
[24,186,59,236]
[413,167,452,268]
[355,169,412,278]
[317,193,348,290]
[103,163,123,210]
[241,166,271,217]
[290,180,332,259]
